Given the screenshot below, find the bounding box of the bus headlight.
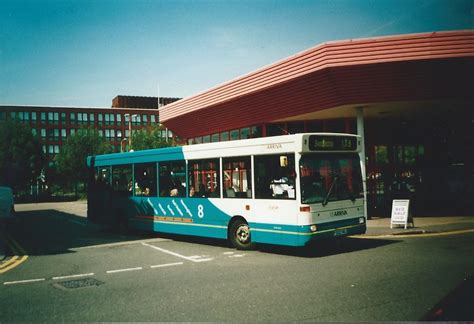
[310,225,317,232]
[359,217,365,224]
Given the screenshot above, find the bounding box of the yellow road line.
[0,230,29,274]
[352,228,474,239]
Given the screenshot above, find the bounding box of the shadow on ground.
[4,210,158,256]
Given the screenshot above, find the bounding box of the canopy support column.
[356,107,368,220]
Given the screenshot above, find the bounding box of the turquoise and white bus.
[87,133,366,249]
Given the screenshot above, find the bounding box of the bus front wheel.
[229,219,255,250]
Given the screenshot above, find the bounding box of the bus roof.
[88,133,360,167]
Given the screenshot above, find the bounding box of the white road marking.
[106,267,143,274]
[52,273,95,280]
[229,254,246,258]
[4,278,46,285]
[150,262,183,269]
[141,242,213,263]
[223,252,234,255]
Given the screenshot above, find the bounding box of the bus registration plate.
[334,228,347,236]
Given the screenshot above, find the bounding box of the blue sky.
[0,0,472,107]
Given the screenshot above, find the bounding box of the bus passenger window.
[255,154,296,200]
[134,163,157,197]
[222,156,252,198]
[159,161,186,197]
[112,165,133,196]
[188,159,220,198]
[97,167,111,186]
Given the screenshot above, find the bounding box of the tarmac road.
[0,202,473,321]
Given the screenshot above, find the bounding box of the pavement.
[1,203,473,261]
[364,216,474,237]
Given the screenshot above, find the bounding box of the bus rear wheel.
[229,219,255,250]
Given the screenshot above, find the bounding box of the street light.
[124,113,138,151]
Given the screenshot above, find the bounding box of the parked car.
[0,186,15,225]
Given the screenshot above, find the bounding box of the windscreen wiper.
[322,173,338,206]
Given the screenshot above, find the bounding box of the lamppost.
[124,113,137,151]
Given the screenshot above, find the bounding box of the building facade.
[0,105,164,163]
[159,30,474,216]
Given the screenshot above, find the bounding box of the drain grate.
[53,278,104,290]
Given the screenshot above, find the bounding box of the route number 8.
[197,205,204,218]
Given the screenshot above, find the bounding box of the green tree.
[56,128,112,192]
[0,120,44,192]
[130,128,173,151]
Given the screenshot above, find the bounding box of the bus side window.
[134,163,157,197]
[222,156,252,198]
[255,154,296,200]
[188,159,220,198]
[159,161,186,197]
[112,165,133,196]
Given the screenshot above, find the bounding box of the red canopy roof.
[160,30,474,139]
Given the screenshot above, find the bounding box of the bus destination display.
[308,135,358,151]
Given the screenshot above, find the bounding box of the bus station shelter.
[160,30,474,217]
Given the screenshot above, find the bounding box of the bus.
[87,133,366,249]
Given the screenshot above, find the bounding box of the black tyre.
[229,219,255,250]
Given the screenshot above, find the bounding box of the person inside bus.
[170,179,185,197]
[197,184,208,198]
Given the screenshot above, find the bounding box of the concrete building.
[0,96,181,162]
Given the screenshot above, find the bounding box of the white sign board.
[390,199,414,229]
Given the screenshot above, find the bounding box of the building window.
[31,112,37,122]
[31,129,37,137]
[61,112,67,124]
[54,145,60,154]
[89,113,95,125]
[266,123,286,137]
[150,115,156,124]
[70,129,76,136]
[240,127,250,140]
[70,112,76,124]
[98,130,103,137]
[203,135,211,143]
[230,129,239,141]
[142,115,148,125]
[98,114,103,125]
[110,114,115,125]
[117,130,122,138]
[61,129,67,138]
[41,129,46,139]
[116,114,122,126]
[0,112,6,121]
[105,114,110,125]
[251,125,262,138]
[220,131,229,142]
[211,133,219,142]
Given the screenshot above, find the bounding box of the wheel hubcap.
[236,224,250,243]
